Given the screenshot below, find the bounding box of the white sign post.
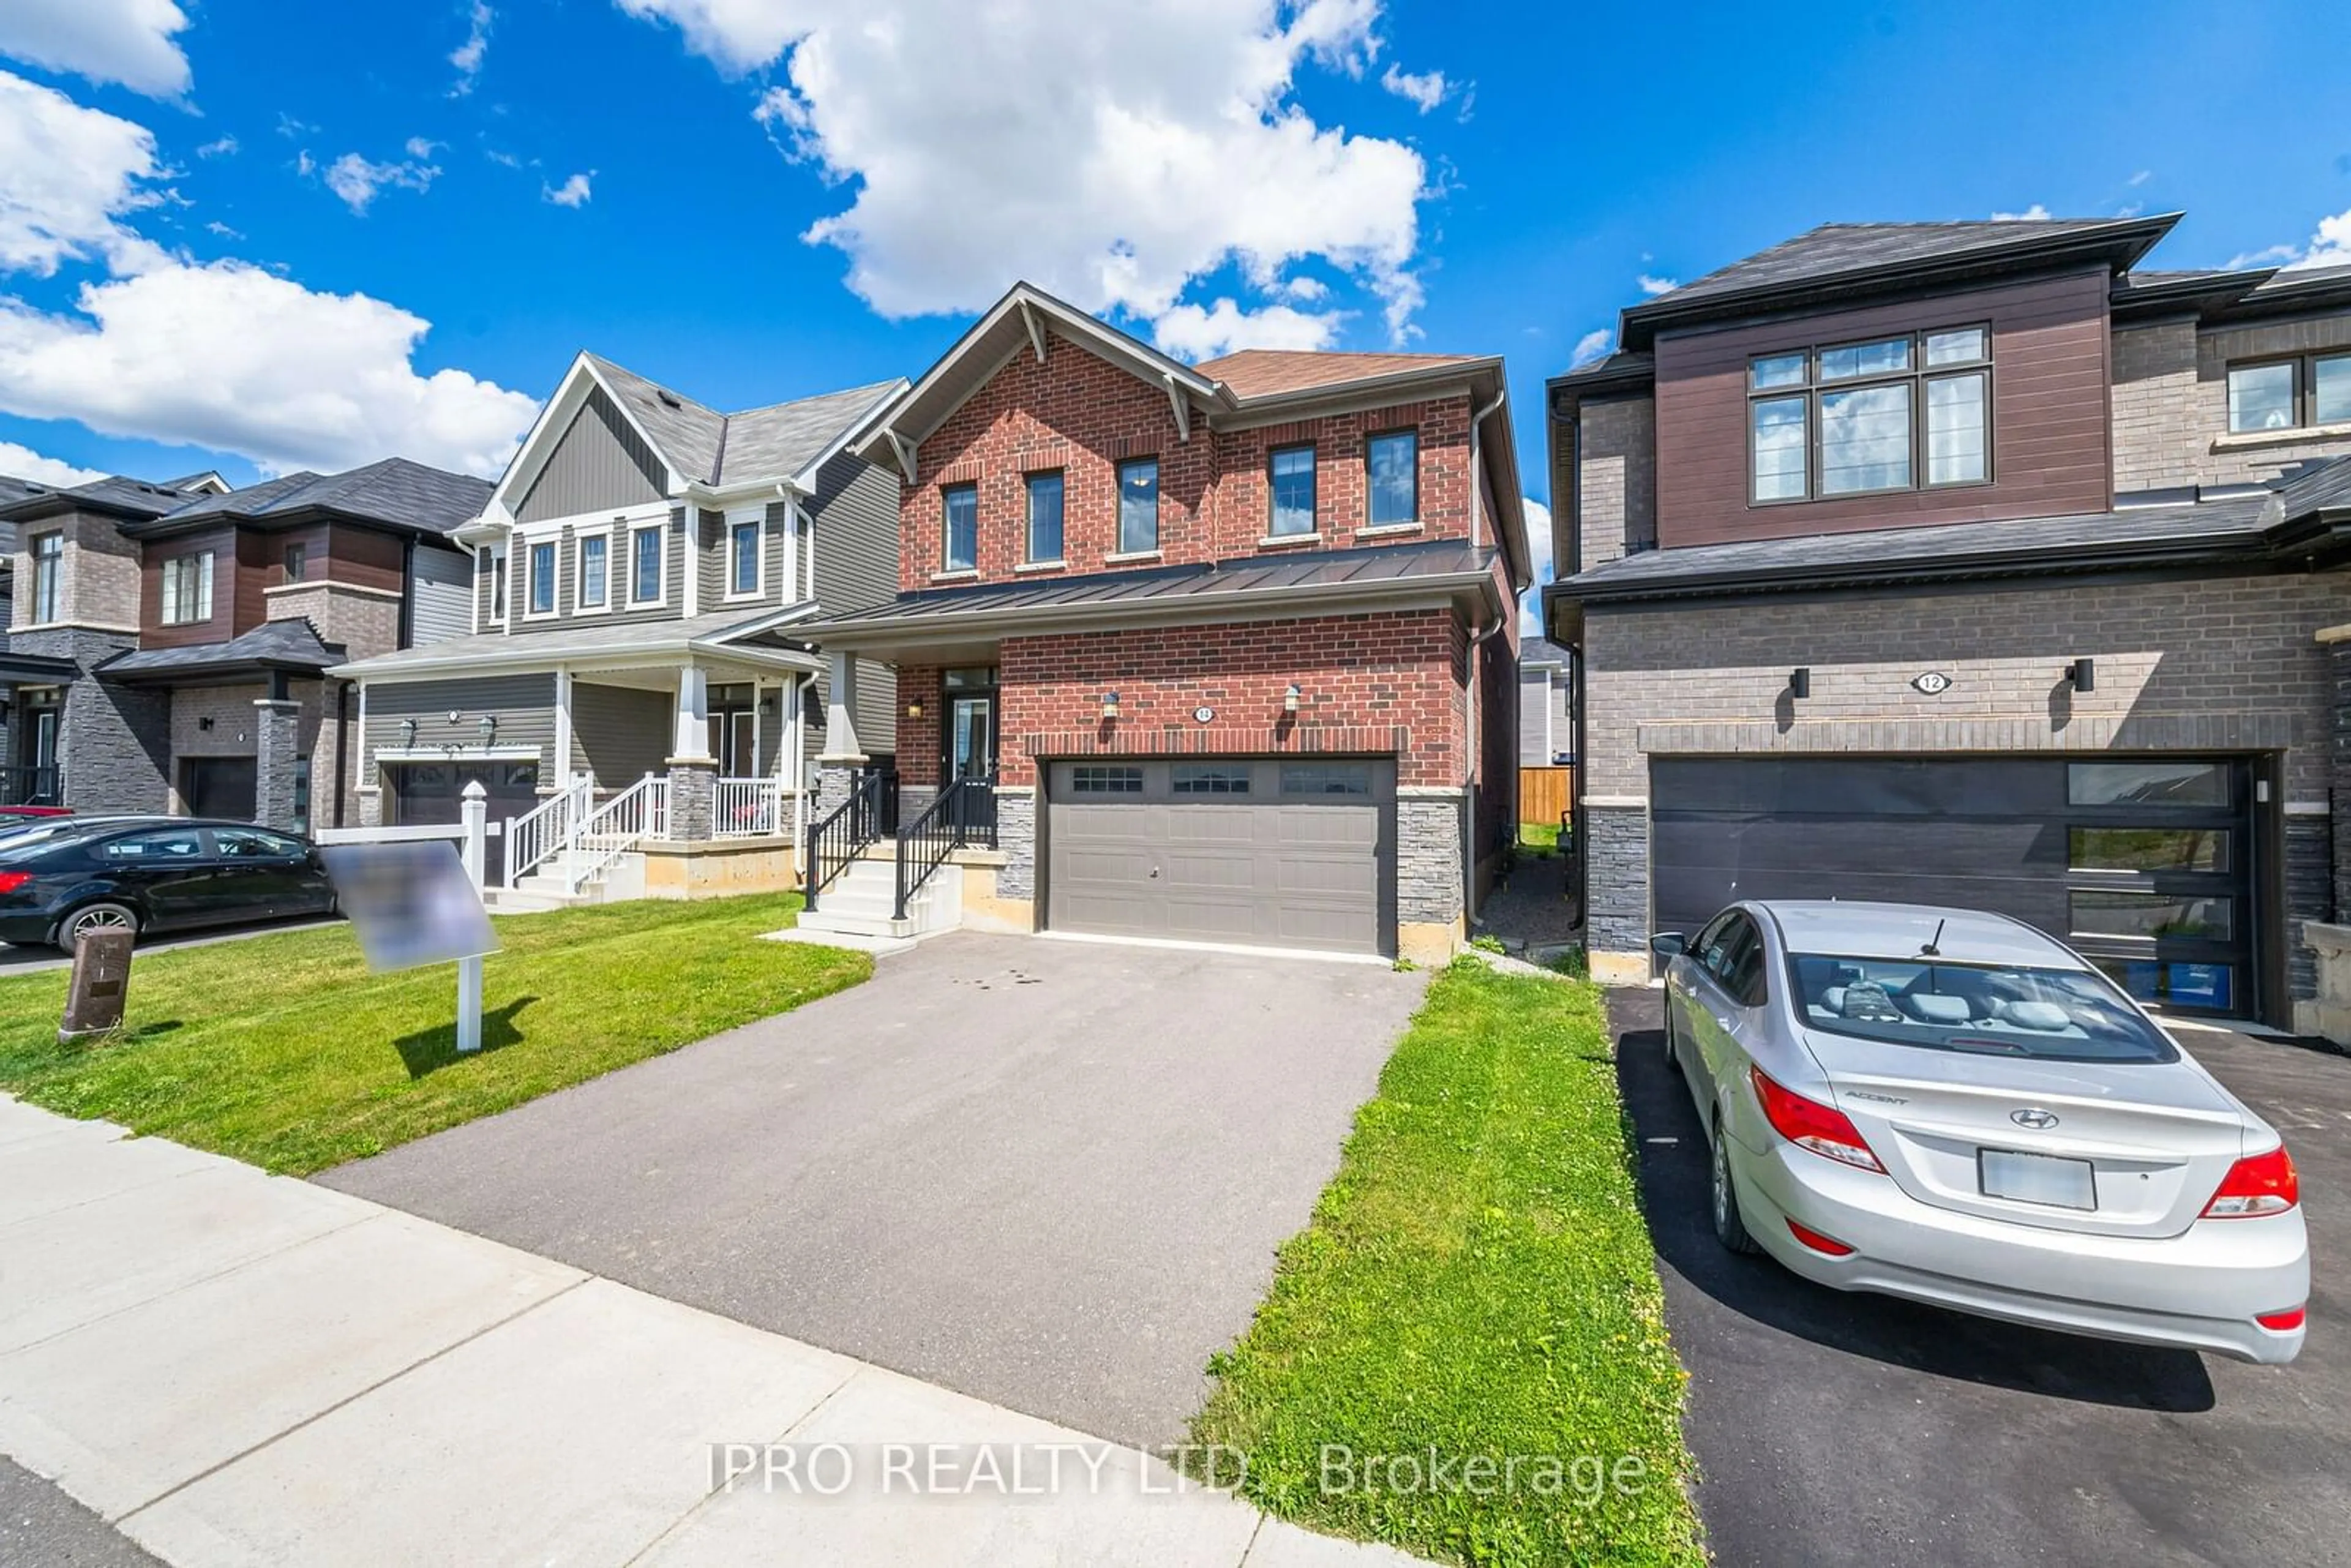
[457,781,488,1054]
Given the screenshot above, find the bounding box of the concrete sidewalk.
[0,1095,1417,1567]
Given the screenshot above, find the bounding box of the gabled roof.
[329,604,823,681]
[1618,214,2180,349]
[1199,349,1485,399]
[124,459,492,539]
[581,352,728,487]
[0,473,190,523]
[716,380,904,486]
[96,617,343,684]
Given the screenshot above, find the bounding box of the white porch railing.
[714,777,790,838]
[503,773,594,889]
[566,772,669,895]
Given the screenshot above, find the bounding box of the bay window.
[161,552,214,625]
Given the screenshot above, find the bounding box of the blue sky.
[2,0,2347,602]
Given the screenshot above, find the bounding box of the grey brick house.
[0,462,481,833]
[328,352,906,899]
[1540,214,2351,1030]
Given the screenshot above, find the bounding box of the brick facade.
[900,334,1478,591]
[1574,394,1656,570]
[2112,315,2351,491]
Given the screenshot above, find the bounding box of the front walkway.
[0,1095,1417,1567]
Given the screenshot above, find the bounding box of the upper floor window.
[1025,471,1063,563]
[730,519,761,595]
[161,552,214,625]
[577,533,608,609]
[2228,352,2350,434]
[1117,458,1159,554]
[489,548,508,623]
[283,543,306,582]
[632,522,664,604]
[942,483,978,571]
[1748,325,1991,503]
[1367,430,1418,526]
[527,540,557,615]
[1269,445,1316,536]
[30,531,61,623]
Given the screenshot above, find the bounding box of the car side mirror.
[1651,932,1687,959]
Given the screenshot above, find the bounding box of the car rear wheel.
[55,902,139,950]
[1711,1115,1761,1255]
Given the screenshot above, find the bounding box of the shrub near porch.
[0,895,867,1176]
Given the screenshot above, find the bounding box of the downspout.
[333,680,351,828]
[399,536,416,648]
[791,669,820,854]
[1463,607,1510,930]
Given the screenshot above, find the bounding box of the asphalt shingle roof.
[140,458,492,537]
[1197,350,1485,399]
[580,354,899,488]
[2281,456,2351,517]
[331,606,809,677]
[1653,217,2164,307]
[97,618,341,678]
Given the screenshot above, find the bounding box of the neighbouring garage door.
[1046,757,1395,956]
[388,760,544,883]
[180,756,257,820]
[1651,755,2259,1016]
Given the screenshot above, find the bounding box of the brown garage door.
[1044,757,1395,956]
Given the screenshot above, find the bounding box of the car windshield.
[1788,953,2177,1063]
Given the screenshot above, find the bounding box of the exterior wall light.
[1101,691,1121,720]
[1284,683,1302,715]
[2068,658,2096,693]
[1788,667,1811,700]
[907,698,925,719]
[400,718,418,746]
[477,715,498,745]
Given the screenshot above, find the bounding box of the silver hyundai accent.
[1655,900,2309,1364]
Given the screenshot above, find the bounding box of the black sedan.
[0,819,339,948]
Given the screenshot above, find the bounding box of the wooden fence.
[1519,766,1572,827]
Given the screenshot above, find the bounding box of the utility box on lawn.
[61,928,134,1041]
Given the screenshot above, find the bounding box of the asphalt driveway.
[321,931,1426,1447]
[1611,988,2350,1568]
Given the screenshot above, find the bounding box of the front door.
[947,694,997,835]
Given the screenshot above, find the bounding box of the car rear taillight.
[1749,1066,1886,1173]
[1785,1218,1856,1256]
[0,871,30,895]
[2255,1307,2307,1332]
[2202,1144,2299,1219]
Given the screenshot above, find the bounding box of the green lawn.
[1191,959,1701,1567]
[0,894,869,1175]
[1519,822,1562,855]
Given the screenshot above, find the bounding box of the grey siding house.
[331,351,909,899]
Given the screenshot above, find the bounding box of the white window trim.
[723,506,766,602]
[629,519,668,607]
[574,530,612,615]
[522,538,562,621]
[161,551,215,627]
[29,531,62,625]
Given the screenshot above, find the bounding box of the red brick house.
[801,283,1529,961]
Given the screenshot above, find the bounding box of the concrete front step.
[481,887,585,913]
[801,860,963,940]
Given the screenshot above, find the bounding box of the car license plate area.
[1978,1148,2097,1211]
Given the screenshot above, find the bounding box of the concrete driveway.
[1610,989,2350,1568]
[323,932,1426,1447]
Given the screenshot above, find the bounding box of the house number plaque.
[1193,706,1216,723]
[1911,672,1952,696]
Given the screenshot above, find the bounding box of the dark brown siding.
[141,527,246,648]
[1652,267,2113,549]
[323,523,405,594]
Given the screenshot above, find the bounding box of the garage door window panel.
[1071,765,1143,794]
[2069,828,2229,874]
[1281,763,1373,797]
[2068,761,2230,808]
[2069,891,2232,943]
[1174,765,1250,795]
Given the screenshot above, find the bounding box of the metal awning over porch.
[327,605,826,684]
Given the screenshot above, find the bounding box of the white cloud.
[1991,203,2053,222]
[1569,327,1613,368]
[196,134,237,158]
[1153,297,1340,358]
[276,112,315,139]
[1636,273,1676,296]
[449,2,493,96]
[1378,62,1446,113]
[203,219,241,239]
[0,0,190,98]
[624,0,1431,343]
[542,170,593,208]
[0,70,158,276]
[2126,169,2151,187]
[1518,496,1552,636]
[0,439,106,486]
[0,256,539,476]
[323,150,441,214]
[404,136,442,160]
[1278,274,1329,302]
[2290,206,2351,270]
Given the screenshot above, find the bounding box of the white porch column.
[673,664,715,761]
[820,648,866,763]
[554,666,574,786]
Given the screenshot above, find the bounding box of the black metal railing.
[892,771,997,920]
[803,771,886,913]
[0,765,62,808]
